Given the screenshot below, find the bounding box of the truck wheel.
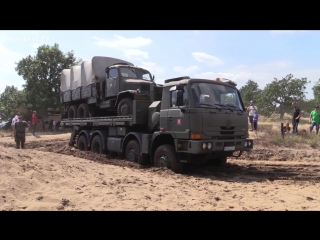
[117,98,133,116]
[125,140,140,163]
[77,103,89,118]
[68,105,78,118]
[154,144,184,173]
[213,157,227,167]
[91,135,104,154]
[77,135,89,151]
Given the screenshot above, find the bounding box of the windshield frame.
[188,81,245,111]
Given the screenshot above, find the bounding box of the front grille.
[141,84,150,91]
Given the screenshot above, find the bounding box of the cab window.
[170,85,189,108]
[109,68,118,78]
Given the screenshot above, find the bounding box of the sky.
[0,30,320,100]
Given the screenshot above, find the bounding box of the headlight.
[244,141,248,147]
[207,142,212,149]
[248,141,252,147]
[202,143,207,149]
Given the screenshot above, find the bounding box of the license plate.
[224,146,235,151]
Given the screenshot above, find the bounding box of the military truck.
[61,75,253,173]
[60,56,161,119]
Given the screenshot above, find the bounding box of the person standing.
[11,112,20,138]
[253,110,259,131]
[14,115,29,149]
[309,105,320,135]
[292,101,301,135]
[31,110,38,136]
[246,100,258,131]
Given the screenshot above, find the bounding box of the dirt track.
[1,133,320,210]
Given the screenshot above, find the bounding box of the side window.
[109,68,118,78]
[170,86,189,108]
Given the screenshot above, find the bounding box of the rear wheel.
[117,98,133,116]
[77,135,88,151]
[91,135,104,154]
[154,144,183,173]
[68,105,78,118]
[77,103,89,118]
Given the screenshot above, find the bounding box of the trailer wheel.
[77,103,89,118]
[117,98,133,116]
[154,144,184,173]
[91,135,104,154]
[68,105,78,118]
[77,135,89,151]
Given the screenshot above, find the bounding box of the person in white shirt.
[11,112,20,138]
[53,120,56,131]
[246,101,258,131]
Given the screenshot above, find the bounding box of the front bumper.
[176,138,253,154]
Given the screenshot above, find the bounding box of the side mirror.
[152,75,155,81]
[176,90,184,106]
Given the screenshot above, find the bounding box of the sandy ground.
[1,132,320,211]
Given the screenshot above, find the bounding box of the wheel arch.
[151,133,175,163]
[121,132,143,157]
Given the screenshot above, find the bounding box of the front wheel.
[117,98,133,116]
[154,144,184,173]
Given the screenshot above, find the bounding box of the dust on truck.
[60,56,159,119]
[61,71,253,173]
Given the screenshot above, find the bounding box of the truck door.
[167,85,190,139]
[106,68,120,97]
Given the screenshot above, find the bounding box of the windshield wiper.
[226,104,244,112]
[198,103,222,111]
[214,103,233,112]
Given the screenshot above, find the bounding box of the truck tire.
[68,105,78,119]
[125,140,140,163]
[117,98,133,116]
[212,156,227,167]
[77,135,89,151]
[91,135,104,154]
[77,103,89,118]
[154,144,184,173]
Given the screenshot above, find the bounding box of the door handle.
[168,117,173,121]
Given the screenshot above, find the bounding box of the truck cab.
[150,76,252,168]
[97,63,162,116]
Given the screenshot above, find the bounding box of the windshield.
[119,67,152,80]
[190,82,244,111]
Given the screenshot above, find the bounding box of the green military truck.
[60,56,160,118]
[61,75,253,173]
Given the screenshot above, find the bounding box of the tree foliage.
[312,79,320,104]
[259,74,309,119]
[14,43,81,114]
[0,85,27,121]
[239,80,262,105]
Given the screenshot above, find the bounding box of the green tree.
[0,85,27,121]
[259,74,310,119]
[312,79,320,104]
[14,43,81,114]
[239,80,262,106]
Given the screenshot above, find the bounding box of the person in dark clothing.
[292,101,301,135]
[14,115,29,149]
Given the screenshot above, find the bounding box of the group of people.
[246,100,320,136]
[10,110,62,149]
